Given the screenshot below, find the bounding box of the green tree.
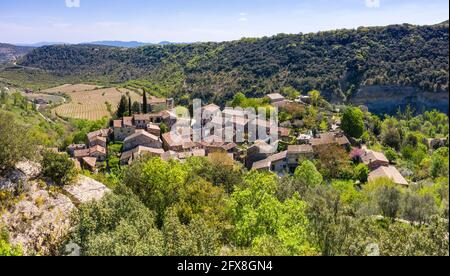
[71,188,164,256]
[128,97,132,116]
[308,90,321,107]
[0,111,37,173]
[377,185,401,220]
[294,161,323,188]
[117,95,128,118]
[354,163,369,183]
[228,171,314,255]
[41,151,76,186]
[401,191,437,225]
[384,148,398,164]
[162,209,220,256]
[132,101,141,114]
[281,86,301,100]
[430,149,449,178]
[341,107,365,139]
[142,89,148,114]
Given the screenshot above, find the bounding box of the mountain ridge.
[13,23,450,106]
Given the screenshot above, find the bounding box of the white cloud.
[65,0,80,8]
[365,0,381,8]
[238,12,248,22]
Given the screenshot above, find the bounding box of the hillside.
[0,43,34,63]
[18,23,449,104]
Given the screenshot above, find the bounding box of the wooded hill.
[18,22,449,103]
[0,43,34,63]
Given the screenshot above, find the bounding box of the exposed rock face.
[348,86,449,115]
[1,182,75,255]
[64,175,111,205]
[0,161,41,193]
[1,162,110,255]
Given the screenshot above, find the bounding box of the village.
[64,92,410,187]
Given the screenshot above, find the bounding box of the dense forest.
[18,22,449,103]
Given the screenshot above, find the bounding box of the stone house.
[123,130,163,152]
[368,166,409,187]
[287,145,314,172]
[361,150,390,170]
[89,145,107,162]
[88,136,107,149]
[113,117,136,142]
[120,146,165,165]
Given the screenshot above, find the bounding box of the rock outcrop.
[64,175,111,206]
[348,86,449,115]
[1,161,110,255]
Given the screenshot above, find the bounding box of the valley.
[0,18,449,258]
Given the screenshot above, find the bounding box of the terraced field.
[50,85,141,120]
[43,84,102,94]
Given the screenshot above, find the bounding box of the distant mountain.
[0,43,34,63]
[84,41,151,48]
[14,41,178,48]
[15,42,67,47]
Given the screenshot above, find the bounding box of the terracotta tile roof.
[249,140,276,154]
[369,166,409,186]
[269,151,288,162]
[147,123,161,131]
[162,132,191,147]
[134,114,151,121]
[310,132,350,147]
[222,143,238,151]
[124,129,160,143]
[82,157,97,169]
[362,150,389,165]
[202,104,221,114]
[89,145,107,155]
[287,145,314,154]
[90,136,107,142]
[74,149,90,158]
[87,129,110,140]
[121,146,164,162]
[266,93,285,101]
[123,117,133,127]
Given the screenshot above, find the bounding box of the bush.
[0,111,37,172]
[341,107,365,139]
[354,164,369,183]
[41,151,76,186]
[384,148,398,164]
[382,128,401,150]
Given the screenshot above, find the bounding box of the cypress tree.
[117,95,127,118]
[143,89,148,114]
[128,97,132,116]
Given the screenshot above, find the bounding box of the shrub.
[41,151,76,186]
[354,164,369,183]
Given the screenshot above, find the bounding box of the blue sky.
[0,0,448,44]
